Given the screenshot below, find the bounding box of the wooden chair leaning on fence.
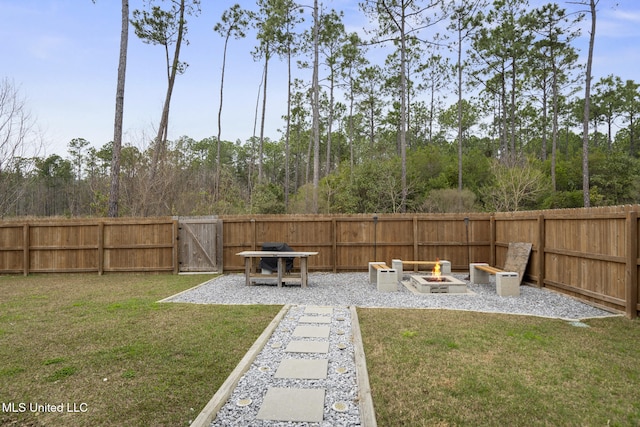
[368,262,398,292]
[469,242,533,297]
[391,259,452,283]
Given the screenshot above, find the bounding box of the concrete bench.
[468,242,532,297]
[470,263,520,296]
[391,259,451,283]
[368,262,397,292]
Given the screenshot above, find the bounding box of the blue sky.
[1,0,639,157]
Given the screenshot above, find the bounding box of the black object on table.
[259,242,294,272]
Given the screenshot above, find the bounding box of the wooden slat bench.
[472,264,504,275]
[469,263,519,296]
[368,262,397,292]
[391,259,452,283]
[469,242,532,297]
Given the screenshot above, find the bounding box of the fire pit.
[407,259,467,294]
[409,274,468,293]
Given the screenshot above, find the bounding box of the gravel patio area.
[167,272,615,320]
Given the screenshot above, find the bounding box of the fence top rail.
[494,212,632,220]
[220,213,493,221]
[1,205,638,226]
[493,204,639,218]
[0,217,177,226]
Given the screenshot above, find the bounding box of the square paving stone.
[275,359,328,379]
[257,387,325,422]
[285,340,329,353]
[299,315,332,324]
[292,325,330,338]
[304,306,333,315]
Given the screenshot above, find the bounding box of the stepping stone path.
[208,305,360,425]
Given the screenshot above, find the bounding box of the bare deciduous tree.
[0,78,41,216]
[481,157,550,212]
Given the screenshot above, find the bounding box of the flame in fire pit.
[431,258,442,281]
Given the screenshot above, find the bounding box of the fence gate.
[177,217,223,273]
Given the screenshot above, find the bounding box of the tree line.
[1,0,638,218]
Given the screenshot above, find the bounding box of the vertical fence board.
[412,217,419,261]
[637,213,640,315]
[23,224,29,276]
[627,211,638,319]
[490,216,496,266]
[98,222,104,275]
[537,215,545,287]
[331,218,337,273]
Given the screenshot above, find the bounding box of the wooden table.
[236,251,319,288]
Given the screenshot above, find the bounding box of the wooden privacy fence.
[491,206,639,319]
[0,206,638,318]
[221,213,491,272]
[222,207,639,318]
[0,218,179,274]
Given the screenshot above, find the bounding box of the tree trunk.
[582,0,596,207]
[326,76,334,177]
[510,61,517,156]
[258,49,269,184]
[146,0,187,215]
[312,0,320,213]
[348,82,355,182]
[108,0,128,218]
[551,47,559,192]
[541,81,548,161]
[457,20,463,197]
[399,8,407,213]
[285,40,292,210]
[215,31,231,201]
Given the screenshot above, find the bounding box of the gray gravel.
[169,272,614,320]
[208,305,358,427]
[170,273,615,427]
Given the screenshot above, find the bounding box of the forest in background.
[1,0,639,217]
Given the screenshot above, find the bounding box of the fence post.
[490,215,496,266]
[537,214,545,288]
[98,222,104,275]
[173,219,180,274]
[413,216,418,261]
[332,218,337,273]
[23,224,29,276]
[217,220,224,274]
[251,219,257,250]
[626,210,638,319]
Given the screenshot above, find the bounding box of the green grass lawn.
[358,308,640,427]
[2,274,639,426]
[0,273,282,426]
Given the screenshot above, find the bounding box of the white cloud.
[611,9,640,23]
[597,6,640,38]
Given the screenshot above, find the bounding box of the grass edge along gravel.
[357,307,640,427]
[0,273,282,427]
